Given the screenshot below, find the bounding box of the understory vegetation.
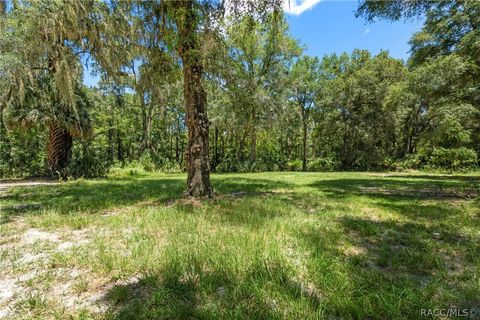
[1,171,479,319]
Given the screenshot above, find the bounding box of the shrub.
[237,161,253,173]
[66,141,110,178]
[250,161,277,172]
[0,128,45,178]
[128,168,139,176]
[215,157,239,172]
[161,161,183,174]
[392,154,424,170]
[256,142,284,171]
[287,159,303,171]
[139,153,156,172]
[307,157,338,172]
[429,147,478,171]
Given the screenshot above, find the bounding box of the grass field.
[1,171,479,319]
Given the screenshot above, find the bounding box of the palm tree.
[0,1,92,177]
[5,74,92,177]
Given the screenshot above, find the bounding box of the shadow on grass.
[294,176,480,317]
[297,215,479,318]
[340,216,475,272]
[308,177,479,221]
[100,256,320,319]
[0,177,182,224]
[309,177,478,200]
[385,174,480,183]
[0,176,294,224]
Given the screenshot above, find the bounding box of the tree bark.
[107,115,114,161]
[175,133,180,163]
[116,130,123,162]
[302,121,308,171]
[214,125,219,168]
[250,110,256,162]
[140,92,149,153]
[237,127,248,161]
[250,127,256,163]
[300,106,308,171]
[47,121,73,177]
[146,103,153,150]
[169,135,173,162]
[177,0,213,197]
[175,115,181,163]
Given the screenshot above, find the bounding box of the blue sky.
[285,0,423,61]
[83,0,423,86]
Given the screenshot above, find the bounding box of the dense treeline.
[0,0,479,182]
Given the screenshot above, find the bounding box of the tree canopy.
[0,0,478,189]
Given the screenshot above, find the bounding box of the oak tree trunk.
[177,0,213,197]
[47,121,73,177]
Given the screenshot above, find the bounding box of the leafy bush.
[215,157,282,173]
[128,168,139,176]
[66,141,110,178]
[287,159,303,171]
[392,154,424,170]
[256,141,285,171]
[429,147,478,171]
[215,157,239,173]
[139,153,156,172]
[161,161,183,174]
[307,157,338,172]
[0,128,45,178]
[237,161,255,173]
[250,161,280,172]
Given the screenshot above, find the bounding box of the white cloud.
[283,0,322,15]
[363,27,370,36]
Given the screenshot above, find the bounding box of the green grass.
[1,171,479,319]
